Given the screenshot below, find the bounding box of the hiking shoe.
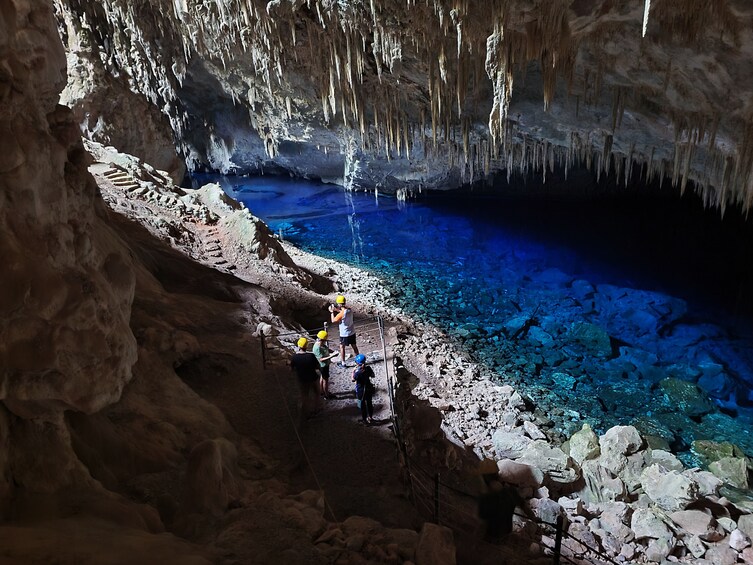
[336,362,347,368]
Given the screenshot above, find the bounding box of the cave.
[3,1,753,564]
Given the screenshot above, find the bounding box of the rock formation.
[4,0,753,563]
[54,0,753,211]
[0,3,438,562]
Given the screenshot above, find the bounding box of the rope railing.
[271,319,384,339]
[260,317,384,368]
[259,311,618,565]
[402,451,621,565]
[386,373,621,565]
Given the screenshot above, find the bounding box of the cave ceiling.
[54,0,753,212]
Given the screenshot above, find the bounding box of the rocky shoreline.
[90,141,753,564]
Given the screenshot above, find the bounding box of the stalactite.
[602,134,613,177]
[59,0,753,212]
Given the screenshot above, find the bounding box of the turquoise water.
[194,173,753,464]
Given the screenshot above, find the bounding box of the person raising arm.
[329,295,359,367]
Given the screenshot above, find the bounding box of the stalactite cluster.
[54,0,753,211]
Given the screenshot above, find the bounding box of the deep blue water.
[194,173,753,465]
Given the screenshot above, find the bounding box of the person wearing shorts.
[313,330,338,399]
[329,295,359,367]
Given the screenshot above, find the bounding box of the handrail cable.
[268,364,338,523]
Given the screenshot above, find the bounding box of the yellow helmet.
[317,330,328,340]
[335,295,346,304]
[297,337,308,348]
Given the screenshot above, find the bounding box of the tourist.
[312,330,338,399]
[329,294,359,367]
[290,337,321,423]
[351,354,375,424]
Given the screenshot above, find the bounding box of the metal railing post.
[434,472,440,524]
[553,515,563,565]
[377,316,395,422]
[260,329,267,370]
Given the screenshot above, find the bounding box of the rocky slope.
[68,139,753,564]
[54,0,753,211]
[0,4,452,563]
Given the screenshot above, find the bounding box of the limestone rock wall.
[0,3,443,562]
[55,3,186,184]
[0,0,137,482]
[54,0,753,211]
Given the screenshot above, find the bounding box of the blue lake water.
[194,173,753,466]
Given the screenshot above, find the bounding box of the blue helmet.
[354,354,366,365]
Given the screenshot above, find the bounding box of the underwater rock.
[692,440,747,465]
[617,346,659,368]
[665,323,725,348]
[504,315,530,337]
[697,370,736,401]
[527,327,554,348]
[570,279,595,300]
[621,308,659,336]
[550,372,577,392]
[659,378,716,418]
[709,457,750,489]
[567,322,612,357]
[630,417,674,450]
[536,268,573,287]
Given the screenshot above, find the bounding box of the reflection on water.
[194,173,753,465]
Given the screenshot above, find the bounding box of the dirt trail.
[90,154,538,563]
[180,311,423,531]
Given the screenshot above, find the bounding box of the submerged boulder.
[692,440,747,465]
[568,322,612,357]
[709,457,750,489]
[659,378,715,418]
